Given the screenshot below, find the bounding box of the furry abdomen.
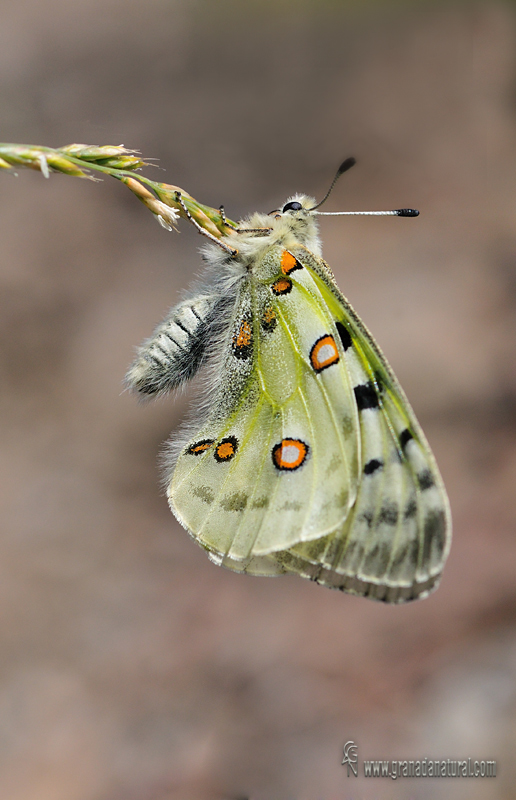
[125,295,219,396]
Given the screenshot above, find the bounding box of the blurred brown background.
[1,1,516,798]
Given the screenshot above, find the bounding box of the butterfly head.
[274,194,316,218]
[267,193,321,250]
[219,160,360,260]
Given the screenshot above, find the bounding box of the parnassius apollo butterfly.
[126,160,451,603]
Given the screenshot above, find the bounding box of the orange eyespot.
[271,277,292,296]
[310,334,340,372]
[262,307,277,332]
[232,319,252,359]
[187,439,214,455]
[280,250,303,275]
[214,436,238,462]
[272,439,309,471]
[234,320,251,347]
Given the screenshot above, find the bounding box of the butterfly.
[126,159,451,603]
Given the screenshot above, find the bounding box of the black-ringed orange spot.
[271,277,292,296]
[280,250,303,275]
[232,318,252,359]
[261,307,277,332]
[272,438,309,471]
[214,436,239,462]
[187,439,214,455]
[310,334,340,372]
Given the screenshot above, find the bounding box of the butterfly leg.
[219,205,235,229]
[219,204,272,237]
[174,191,238,256]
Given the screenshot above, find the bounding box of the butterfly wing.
[269,245,451,601]
[167,244,451,603]
[168,268,361,559]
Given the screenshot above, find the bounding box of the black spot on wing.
[251,495,269,509]
[363,542,392,576]
[388,543,409,573]
[378,502,399,526]
[399,429,414,451]
[192,485,215,504]
[335,321,352,351]
[220,491,248,512]
[407,538,420,568]
[354,382,379,410]
[423,509,447,563]
[364,458,383,475]
[280,500,303,512]
[418,470,435,490]
[404,499,417,519]
[342,415,354,436]
[342,540,363,564]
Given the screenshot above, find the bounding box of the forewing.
[274,245,452,602]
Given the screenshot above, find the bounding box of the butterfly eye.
[282,201,302,213]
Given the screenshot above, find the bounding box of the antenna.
[315,208,419,217]
[309,159,419,218]
[309,157,356,211]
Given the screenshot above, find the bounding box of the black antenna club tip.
[338,157,357,175]
[396,208,419,217]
